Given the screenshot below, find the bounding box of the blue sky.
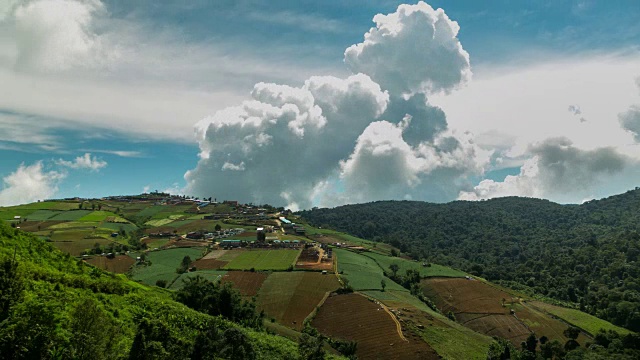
[0,0,639,208]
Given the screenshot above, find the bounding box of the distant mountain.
[299,188,640,332]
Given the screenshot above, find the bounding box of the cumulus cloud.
[184,2,480,208]
[344,1,470,96]
[56,153,107,171]
[13,0,111,72]
[619,106,640,142]
[0,162,66,206]
[459,137,630,202]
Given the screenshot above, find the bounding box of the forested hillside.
[0,222,344,360]
[299,188,640,332]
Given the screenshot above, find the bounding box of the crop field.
[363,252,467,278]
[335,249,405,291]
[223,249,300,271]
[53,237,113,256]
[14,220,63,232]
[85,255,135,273]
[78,211,117,222]
[98,222,137,233]
[258,272,340,330]
[420,278,591,346]
[167,219,195,228]
[221,271,269,296]
[143,238,171,249]
[22,210,60,221]
[49,221,99,230]
[312,293,438,359]
[529,301,632,336]
[49,210,93,221]
[132,205,165,220]
[131,247,204,286]
[50,229,93,241]
[307,228,396,255]
[170,270,227,290]
[203,250,228,259]
[145,218,175,227]
[191,258,228,270]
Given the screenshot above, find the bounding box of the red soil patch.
[191,259,228,270]
[421,278,517,314]
[85,255,135,273]
[220,271,268,296]
[312,293,438,360]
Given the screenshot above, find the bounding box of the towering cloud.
[344,1,470,96]
[184,1,478,208]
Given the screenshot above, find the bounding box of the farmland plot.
[258,272,340,330]
[221,271,268,296]
[312,293,438,360]
[85,255,135,273]
[131,247,204,286]
[223,249,300,271]
[335,249,404,291]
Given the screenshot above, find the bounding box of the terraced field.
[131,247,205,286]
[221,271,268,296]
[223,249,301,271]
[85,255,135,273]
[170,270,227,290]
[258,272,340,330]
[312,293,438,359]
[335,249,405,291]
[529,301,632,336]
[363,252,467,278]
[421,278,590,345]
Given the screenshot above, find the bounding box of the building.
[220,239,244,248]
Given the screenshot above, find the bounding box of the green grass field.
[170,270,227,290]
[362,252,467,278]
[530,301,632,336]
[49,210,93,221]
[131,247,205,286]
[167,219,195,228]
[335,249,405,291]
[98,222,138,233]
[48,221,100,230]
[307,227,396,254]
[78,211,117,222]
[223,249,301,270]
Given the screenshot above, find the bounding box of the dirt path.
[358,292,408,342]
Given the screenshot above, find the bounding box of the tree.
[69,297,116,360]
[381,279,386,292]
[389,263,399,277]
[177,256,192,274]
[0,256,23,322]
[523,332,538,353]
[298,333,325,360]
[219,328,255,360]
[155,279,168,288]
[563,326,581,351]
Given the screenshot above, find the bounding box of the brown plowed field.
[203,250,227,259]
[85,255,135,273]
[421,278,589,345]
[18,220,65,231]
[220,271,268,296]
[191,258,228,270]
[312,293,438,360]
[258,272,340,330]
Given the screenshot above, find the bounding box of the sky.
[0,0,639,209]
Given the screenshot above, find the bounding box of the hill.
[0,221,347,360]
[299,188,640,333]
[3,194,640,359]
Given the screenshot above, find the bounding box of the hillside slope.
[0,223,344,360]
[299,188,640,332]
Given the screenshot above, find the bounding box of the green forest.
[299,188,640,333]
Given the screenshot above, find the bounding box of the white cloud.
[344,1,471,96]
[0,161,66,206]
[80,149,143,158]
[619,106,640,142]
[459,137,632,203]
[56,153,107,171]
[13,0,110,72]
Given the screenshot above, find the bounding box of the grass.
[52,237,114,256]
[50,229,93,241]
[167,220,195,228]
[307,227,396,255]
[132,205,166,220]
[223,249,301,271]
[145,218,175,227]
[170,270,227,290]
[144,238,171,249]
[78,211,117,222]
[530,301,632,336]
[335,248,405,291]
[49,210,93,221]
[131,247,205,286]
[415,321,493,360]
[0,209,38,220]
[363,252,467,278]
